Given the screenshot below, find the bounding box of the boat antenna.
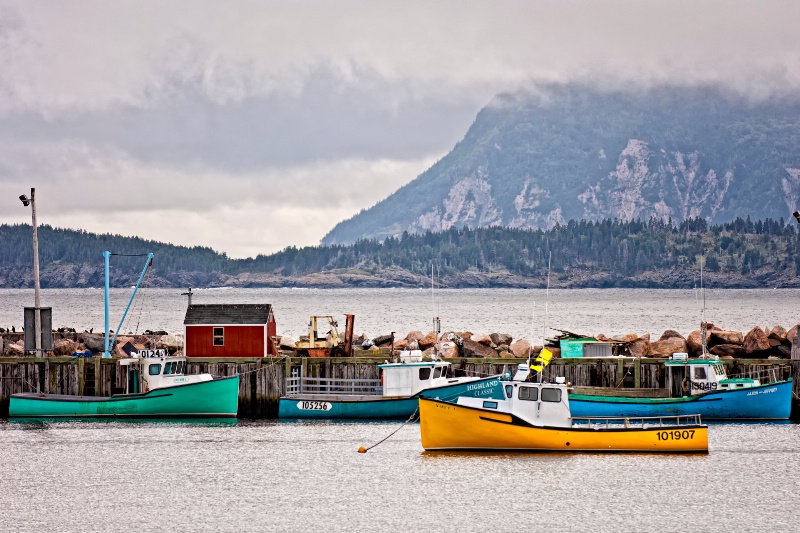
[540,252,551,384]
[431,262,441,359]
[700,255,707,358]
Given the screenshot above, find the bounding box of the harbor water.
[2,287,800,341]
[0,419,798,532]
[1,288,799,531]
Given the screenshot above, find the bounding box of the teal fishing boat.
[278,351,504,419]
[9,252,240,418]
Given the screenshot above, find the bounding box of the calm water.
[2,287,800,341]
[2,288,800,531]
[0,419,798,532]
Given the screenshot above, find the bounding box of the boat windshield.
[518,386,538,401]
[433,366,444,379]
[541,388,561,402]
[713,364,726,376]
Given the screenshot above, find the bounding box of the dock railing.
[285,376,382,395]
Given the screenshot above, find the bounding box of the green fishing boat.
[9,251,240,418]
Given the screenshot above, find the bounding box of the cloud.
[2,1,800,257]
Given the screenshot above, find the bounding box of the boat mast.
[103,252,155,358]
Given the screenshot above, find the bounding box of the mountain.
[321,84,800,245]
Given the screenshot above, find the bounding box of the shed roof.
[184,304,273,325]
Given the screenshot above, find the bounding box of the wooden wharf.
[2,354,799,419]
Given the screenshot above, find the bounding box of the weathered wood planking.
[1,356,798,419]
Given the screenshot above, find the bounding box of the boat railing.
[728,364,792,384]
[285,376,382,395]
[571,413,704,429]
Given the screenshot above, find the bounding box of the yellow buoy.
[357,446,367,453]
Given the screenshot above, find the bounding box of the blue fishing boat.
[278,351,504,419]
[568,353,793,420]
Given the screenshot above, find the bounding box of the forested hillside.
[2,218,800,289]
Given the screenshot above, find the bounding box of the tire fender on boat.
[681,378,689,393]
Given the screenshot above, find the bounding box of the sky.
[2,1,800,258]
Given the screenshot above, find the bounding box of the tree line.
[2,217,799,286]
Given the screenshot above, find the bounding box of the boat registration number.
[297,401,332,411]
[656,429,695,441]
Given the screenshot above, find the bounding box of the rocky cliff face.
[322,84,800,245]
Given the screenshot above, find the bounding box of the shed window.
[518,386,538,401]
[541,388,561,403]
[213,327,224,346]
[419,367,432,380]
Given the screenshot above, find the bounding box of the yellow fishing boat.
[419,364,708,454]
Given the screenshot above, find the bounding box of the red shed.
[183,304,276,357]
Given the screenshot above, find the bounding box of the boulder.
[460,338,499,358]
[439,341,458,358]
[787,325,800,345]
[418,332,437,350]
[405,330,425,343]
[659,330,685,341]
[490,333,513,346]
[406,340,420,351]
[687,330,703,354]
[509,339,532,358]
[743,327,771,354]
[279,336,297,349]
[619,333,640,343]
[648,337,688,357]
[627,334,650,357]
[80,333,106,352]
[709,344,746,357]
[53,339,79,356]
[372,334,393,347]
[156,334,183,352]
[393,338,409,350]
[768,326,787,342]
[709,329,743,345]
[474,334,494,347]
[6,341,24,356]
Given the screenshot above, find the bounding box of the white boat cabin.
[378,351,464,398]
[456,364,573,428]
[119,349,213,394]
[664,353,760,396]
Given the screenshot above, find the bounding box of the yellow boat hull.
[419,398,708,453]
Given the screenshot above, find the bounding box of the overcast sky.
[2,1,800,258]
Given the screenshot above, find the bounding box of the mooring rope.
[358,408,419,453]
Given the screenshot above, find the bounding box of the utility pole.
[19,188,42,357]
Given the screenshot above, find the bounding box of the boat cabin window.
[518,386,538,401]
[693,367,707,380]
[164,362,174,375]
[541,388,561,403]
[433,366,444,379]
[505,385,513,398]
[148,364,162,376]
[213,327,224,346]
[483,401,498,409]
[419,367,432,380]
[713,364,725,376]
